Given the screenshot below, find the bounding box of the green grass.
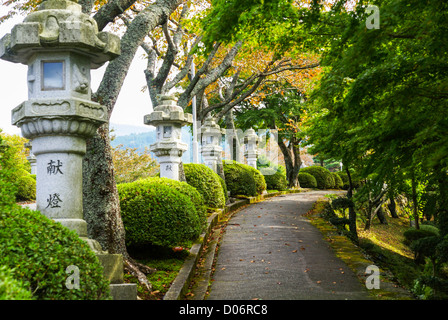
[124,245,189,300]
[306,199,417,300]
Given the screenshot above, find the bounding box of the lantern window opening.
[41,60,65,91]
[163,125,172,138]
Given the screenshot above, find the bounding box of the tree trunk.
[277,137,301,188]
[225,110,243,162]
[83,125,124,253]
[388,194,399,218]
[345,167,358,243]
[411,173,420,229]
[82,0,182,289]
[436,166,448,237]
[376,206,388,225]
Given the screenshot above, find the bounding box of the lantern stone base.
[82,238,137,300]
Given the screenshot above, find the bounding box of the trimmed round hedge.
[261,167,288,191]
[300,166,334,189]
[222,161,256,197]
[0,205,111,300]
[222,161,266,197]
[183,163,226,208]
[145,177,207,222]
[241,163,266,195]
[298,172,317,188]
[117,178,206,248]
[331,172,343,189]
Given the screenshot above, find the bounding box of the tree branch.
[93,0,138,31]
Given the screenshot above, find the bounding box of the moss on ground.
[305,199,416,300]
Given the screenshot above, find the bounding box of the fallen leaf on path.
[292,250,297,253]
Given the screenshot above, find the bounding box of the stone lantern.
[200,114,223,173]
[0,0,136,300]
[24,141,37,175]
[244,128,259,169]
[0,0,120,238]
[144,95,192,180]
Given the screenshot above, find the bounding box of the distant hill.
[110,123,154,137]
[110,123,194,163]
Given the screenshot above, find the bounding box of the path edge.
[163,189,310,300]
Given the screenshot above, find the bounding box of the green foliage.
[331,172,343,189]
[300,166,333,189]
[117,178,205,248]
[404,228,439,246]
[15,168,36,201]
[145,177,207,223]
[0,265,33,300]
[261,167,288,191]
[111,144,159,184]
[298,172,317,188]
[336,171,349,190]
[0,132,35,201]
[222,161,257,197]
[183,163,226,208]
[0,205,111,300]
[218,175,229,203]
[242,164,267,194]
[410,236,441,261]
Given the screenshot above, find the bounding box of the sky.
[0,8,154,136]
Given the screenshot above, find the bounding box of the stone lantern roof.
[144,95,193,127]
[244,128,259,145]
[200,114,222,137]
[0,0,120,68]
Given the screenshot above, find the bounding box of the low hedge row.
[261,167,288,191]
[298,172,317,188]
[300,166,337,189]
[117,177,207,248]
[183,163,226,208]
[222,161,266,197]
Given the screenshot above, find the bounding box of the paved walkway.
[206,191,371,300]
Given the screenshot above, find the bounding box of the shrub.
[15,169,36,201]
[300,166,334,189]
[218,176,229,203]
[403,228,439,246]
[261,167,288,191]
[241,163,266,194]
[298,172,317,188]
[222,161,257,197]
[332,172,343,189]
[117,179,204,248]
[141,177,207,223]
[0,205,111,300]
[183,163,226,208]
[0,265,33,300]
[336,170,362,190]
[337,171,349,189]
[0,132,36,201]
